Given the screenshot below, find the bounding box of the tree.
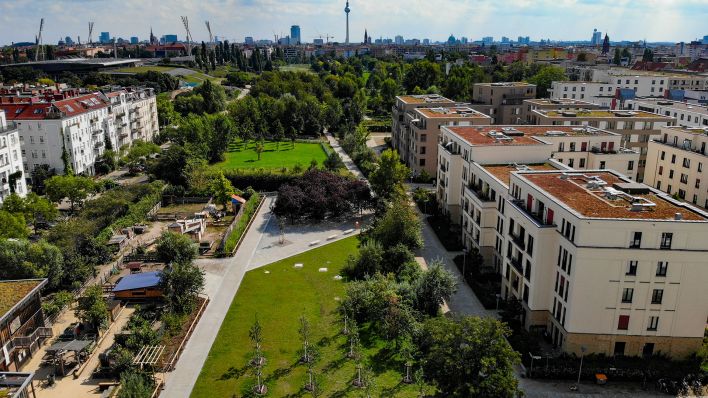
[158,262,205,314]
[118,370,154,398]
[343,240,384,279]
[45,175,96,213]
[642,48,654,62]
[155,232,198,265]
[613,48,622,65]
[621,48,632,64]
[369,149,409,201]
[249,315,267,395]
[370,199,423,250]
[323,152,343,171]
[403,60,441,92]
[414,261,457,316]
[209,171,235,211]
[254,141,264,161]
[76,285,109,332]
[528,65,567,98]
[576,53,588,62]
[194,79,226,114]
[418,316,521,397]
[0,210,28,239]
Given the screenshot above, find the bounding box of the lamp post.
[462,248,468,282]
[574,346,586,391]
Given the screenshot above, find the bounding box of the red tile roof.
[0,93,107,120]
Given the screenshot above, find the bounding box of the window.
[680,174,688,184]
[524,260,531,280]
[568,158,574,167]
[420,134,427,142]
[656,261,668,277]
[419,159,425,166]
[682,158,690,168]
[420,146,426,155]
[660,151,665,160]
[599,161,606,169]
[527,235,534,256]
[614,342,626,356]
[627,161,634,171]
[618,315,630,330]
[658,166,663,175]
[669,170,674,179]
[660,232,673,249]
[671,154,676,164]
[626,260,638,275]
[621,288,634,303]
[579,158,585,168]
[647,316,659,331]
[630,232,642,248]
[651,289,663,304]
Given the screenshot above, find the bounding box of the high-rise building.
[395,35,404,45]
[290,25,301,45]
[245,36,254,45]
[423,38,430,45]
[99,32,110,44]
[162,34,178,44]
[447,34,456,45]
[482,36,494,45]
[64,36,74,45]
[591,29,602,45]
[501,36,510,44]
[130,37,139,44]
[703,35,708,45]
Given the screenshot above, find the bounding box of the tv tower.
[344,1,350,45]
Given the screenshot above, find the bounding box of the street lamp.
[573,346,587,391]
[528,353,542,378]
[462,248,469,282]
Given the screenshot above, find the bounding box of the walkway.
[325,131,366,180]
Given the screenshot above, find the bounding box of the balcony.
[12,327,53,348]
[509,232,526,250]
[507,253,523,273]
[590,146,618,154]
[510,200,556,228]
[653,138,705,155]
[466,183,493,202]
[0,121,18,134]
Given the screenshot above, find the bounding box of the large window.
[651,289,664,304]
[630,232,642,248]
[618,315,630,330]
[621,288,634,303]
[660,232,673,249]
[626,260,638,276]
[656,261,668,277]
[647,316,659,331]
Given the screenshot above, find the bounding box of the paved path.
[325,131,366,180]
[161,195,276,397]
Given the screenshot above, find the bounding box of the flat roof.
[446,125,616,147]
[0,279,46,318]
[631,98,708,114]
[113,271,161,292]
[666,126,708,136]
[524,98,601,106]
[476,82,535,87]
[397,94,454,105]
[483,163,561,186]
[416,106,490,119]
[518,171,707,221]
[537,109,670,119]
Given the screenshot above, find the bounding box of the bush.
[95,181,164,244]
[223,169,298,191]
[222,192,262,254]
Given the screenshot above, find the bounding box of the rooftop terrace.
[416,106,490,119]
[538,109,670,119]
[524,98,602,107]
[518,171,707,221]
[446,125,616,147]
[476,82,535,87]
[484,163,561,186]
[398,94,454,105]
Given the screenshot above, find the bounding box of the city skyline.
[0,0,706,46]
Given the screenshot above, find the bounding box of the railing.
[511,200,555,228]
[467,184,493,202]
[0,121,18,134]
[510,232,526,250]
[12,327,53,348]
[509,255,523,273]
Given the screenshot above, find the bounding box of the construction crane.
[88,21,94,45]
[181,16,194,58]
[35,18,44,62]
[205,21,213,47]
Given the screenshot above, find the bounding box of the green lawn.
[279,64,314,74]
[211,140,329,171]
[113,65,175,73]
[191,237,432,397]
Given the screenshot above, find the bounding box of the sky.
[0,0,706,46]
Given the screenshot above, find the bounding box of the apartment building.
[644,126,708,209]
[391,94,455,167]
[401,106,490,176]
[436,125,639,233]
[0,88,159,177]
[470,82,536,124]
[0,279,50,371]
[101,87,159,149]
[531,109,675,181]
[0,110,27,203]
[522,98,604,124]
[503,170,708,358]
[625,98,708,128]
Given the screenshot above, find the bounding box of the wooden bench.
[98,382,120,391]
[326,234,338,240]
[343,229,355,235]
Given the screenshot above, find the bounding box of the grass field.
[279,64,314,74]
[113,65,176,73]
[112,66,222,86]
[211,140,329,171]
[191,237,432,397]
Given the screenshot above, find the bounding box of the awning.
[45,339,92,354]
[231,194,247,204]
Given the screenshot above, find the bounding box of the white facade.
[645,126,708,209]
[102,88,159,150]
[625,98,708,128]
[0,110,27,203]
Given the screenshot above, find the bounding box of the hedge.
[223,170,299,191]
[96,181,165,244]
[223,192,262,254]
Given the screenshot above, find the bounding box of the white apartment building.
[0,110,27,203]
[503,170,708,358]
[102,88,159,149]
[625,98,708,128]
[522,99,604,124]
[550,79,668,107]
[436,125,639,230]
[645,126,708,209]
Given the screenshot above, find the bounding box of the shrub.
[223,192,262,254]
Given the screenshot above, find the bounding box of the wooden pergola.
[132,345,165,370]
